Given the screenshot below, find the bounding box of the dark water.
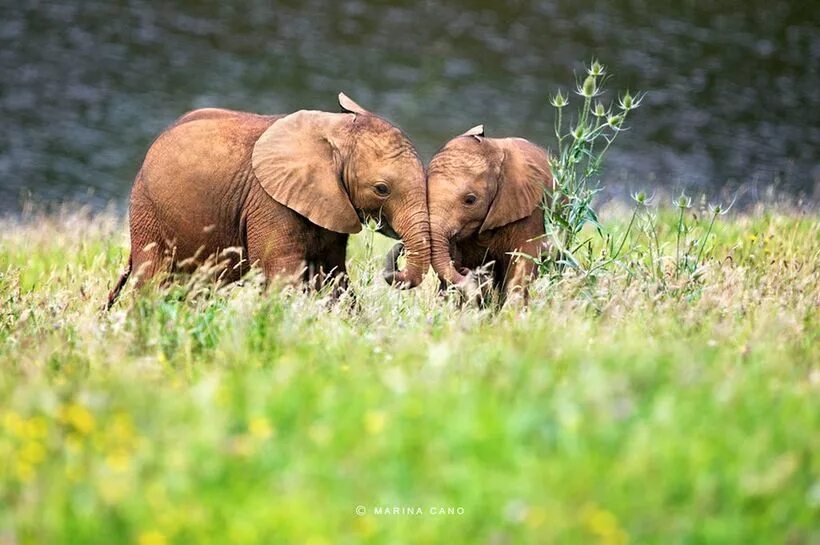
[1,0,818,212]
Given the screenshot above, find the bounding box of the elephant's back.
[145,110,283,168]
[140,111,281,201]
[170,108,284,128]
[136,111,285,260]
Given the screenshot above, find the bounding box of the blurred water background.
[1,0,818,212]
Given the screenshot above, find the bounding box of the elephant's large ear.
[338,92,371,115]
[460,124,485,141]
[252,110,362,234]
[480,138,551,233]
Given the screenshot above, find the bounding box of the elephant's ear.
[252,110,362,234]
[338,92,371,115]
[480,138,551,233]
[460,124,485,141]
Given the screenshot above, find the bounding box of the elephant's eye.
[464,194,477,205]
[374,182,390,197]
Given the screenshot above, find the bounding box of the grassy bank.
[0,204,818,544]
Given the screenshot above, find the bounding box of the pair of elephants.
[106,93,553,308]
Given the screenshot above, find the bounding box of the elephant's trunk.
[382,241,404,279]
[382,206,430,289]
[430,227,467,286]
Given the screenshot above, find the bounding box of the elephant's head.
[427,125,551,285]
[251,93,430,288]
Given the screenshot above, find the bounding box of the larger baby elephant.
[425,125,553,302]
[107,93,430,308]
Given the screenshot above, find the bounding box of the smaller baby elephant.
[426,125,553,303]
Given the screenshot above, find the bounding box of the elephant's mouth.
[452,221,480,242]
[356,210,400,240]
[378,221,400,240]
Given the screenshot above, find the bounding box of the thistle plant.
[694,200,734,271]
[673,192,692,278]
[542,60,644,273]
[520,61,734,293]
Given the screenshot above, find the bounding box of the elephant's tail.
[105,259,132,311]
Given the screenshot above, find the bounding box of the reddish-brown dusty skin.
[107,94,430,308]
[426,126,553,304]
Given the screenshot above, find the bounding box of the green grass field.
[0,204,818,544]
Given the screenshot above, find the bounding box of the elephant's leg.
[500,252,535,306]
[319,238,351,299]
[252,249,306,286]
[129,194,171,289]
[246,217,306,286]
[131,241,169,289]
[451,243,496,306]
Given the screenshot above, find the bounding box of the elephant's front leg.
[441,243,491,308]
[317,240,351,300]
[295,230,350,300]
[246,216,307,288]
[500,246,538,306]
[257,252,307,287]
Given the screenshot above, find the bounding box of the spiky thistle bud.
[580,75,597,98]
[631,190,654,205]
[709,203,731,216]
[550,90,568,109]
[620,92,633,110]
[673,193,692,209]
[587,59,606,77]
[607,114,623,128]
[618,91,644,111]
[592,102,607,118]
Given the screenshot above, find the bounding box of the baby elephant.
[107,93,430,308]
[426,125,553,303]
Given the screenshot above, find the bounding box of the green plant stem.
[612,205,639,261]
[541,63,641,280]
[555,108,564,156]
[695,210,718,269]
[648,215,663,281]
[675,207,685,278]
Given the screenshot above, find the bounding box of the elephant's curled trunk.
[430,230,467,286]
[382,208,430,289]
[382,242,405,281]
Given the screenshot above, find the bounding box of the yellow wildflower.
[105,449,132,472]
[583,504,629,545]
[99,478,130,504]
[15,460,34,482]
[364,411,386,435]
[355,515,376,537]
[24,416,48,440]
[20,441,46,465]
[3,411,24,436]
[138,530,167,545]
[62,404,95,435]
[249,417,273,440]
[111,412,135,439]
[525,506,548,528]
